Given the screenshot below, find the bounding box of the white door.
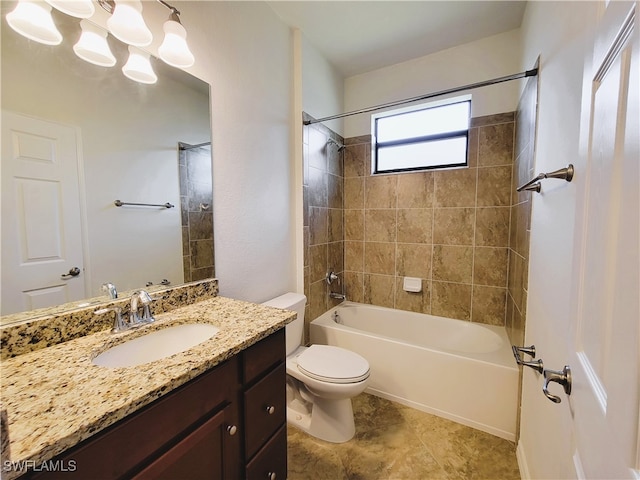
[1,111,87,315]
[569,2,639,477]
[521,2,639,478]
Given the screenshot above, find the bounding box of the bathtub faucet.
[329,292,347,301]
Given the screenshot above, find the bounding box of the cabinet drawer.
[245,425,287,480]
[243,328,285,385]
[244,363,286,459]
[30,357,238,479]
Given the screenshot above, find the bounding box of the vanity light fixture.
[122,45,158,84]
[73,19,116,67]
[106,0,153,47]
[45,0,95,18]
[5,0,195,85]
[158,11,195,68]
[6,0,62,45]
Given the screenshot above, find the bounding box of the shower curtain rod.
[303,68,538,126]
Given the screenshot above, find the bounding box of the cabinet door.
[132,407,228,480]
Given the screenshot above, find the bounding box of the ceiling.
[267,1,527,77]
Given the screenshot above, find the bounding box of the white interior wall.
[301,34,345,136]
[344,29,523,138]
[179,1,295,303]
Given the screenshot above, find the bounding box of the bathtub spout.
[329,292,347,301]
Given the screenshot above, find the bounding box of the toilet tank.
[262,292,306,356]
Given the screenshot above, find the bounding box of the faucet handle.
[95,307,128,334]
[138,290,155,323]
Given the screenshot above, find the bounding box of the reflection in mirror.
[1,5,213,321]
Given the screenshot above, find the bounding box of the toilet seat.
[296,345,370,384]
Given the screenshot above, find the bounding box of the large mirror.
[1,5,213,322]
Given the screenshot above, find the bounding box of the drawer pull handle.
[266,406,275,415]
[227,425,237,436]
[267,472,276,480]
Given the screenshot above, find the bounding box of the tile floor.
[287,393,521,480]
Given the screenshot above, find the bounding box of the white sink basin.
[92,323,219,368]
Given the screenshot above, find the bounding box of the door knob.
[542,365,572,403]
[61,267,81,279]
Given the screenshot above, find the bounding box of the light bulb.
[6,0,62,46]
[73,20,116,67]
[122,46,157,84]
[45,0,95,18]
[107,0,152,47]
[158,17,195,68]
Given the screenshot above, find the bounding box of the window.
[371,95,471,174]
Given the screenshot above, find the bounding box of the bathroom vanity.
[0,294,293,480]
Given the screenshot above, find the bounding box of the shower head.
[326,137,345,152]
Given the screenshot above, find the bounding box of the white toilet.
[263,292,370,443]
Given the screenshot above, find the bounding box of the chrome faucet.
[130,290,155,326]
[101,282,118,299]
[329,292,347,301]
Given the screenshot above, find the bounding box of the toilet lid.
[296,345,370,384]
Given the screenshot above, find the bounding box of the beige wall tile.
[328,174,343,209]
[433,208,475,245]
[467,127,479,168]
[309,279,328,321]
[303,226,309,267]
[364,242,396,275]
[474,247,509,287]
[308,166,328,207]
[396,243,432,278]
[478,123,514,166]
[345,241,364,272]
[344,209,364,241]
[309,244,327,283]
[508,250,525,314]
[344,143,368,178]
[397,209,432,243]
[472,286,507,325]
[365,209,397,242]
[365,174,398,209]
[476,207,510,247]
[434,168,477,207]
[395,277,430,314]
[328,208,344,243]
[477,165,512,207]
[328,241,344,274]
[431,281,472,320]
[432,245,473,283]
[397,172,434,208]
[309,206,328,245]
[308,126,327,171]
[364,274,395,308]
[344,271,364,303]
[471,112,515,127]
[344,177,364,209]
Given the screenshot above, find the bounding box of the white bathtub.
[310,302,519,441]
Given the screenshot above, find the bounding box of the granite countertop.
[0,296,295,476]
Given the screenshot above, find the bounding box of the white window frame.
[371,94,471,174]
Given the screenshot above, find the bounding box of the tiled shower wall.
[303,114,345,342]
[342,113,515,325]
[507,74,538,346]
[179,145,215,283]
[302,112,517,339]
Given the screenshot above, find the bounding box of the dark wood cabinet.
[26,328,286,480]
